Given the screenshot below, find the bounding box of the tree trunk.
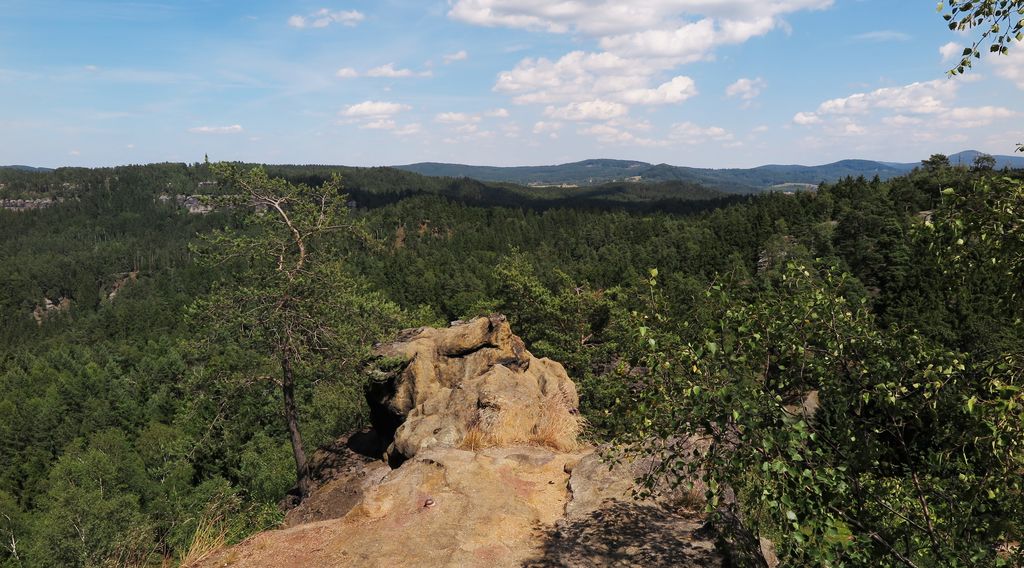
[281,353,311,498]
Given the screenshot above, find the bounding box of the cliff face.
[198,316,721,568]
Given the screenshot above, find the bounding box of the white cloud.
[939,41,964,63]
[335,67,359,78]
[435,112,481,123]
[726,77,766,100]
[494,51,660,105]
[793,112,820,125]
[993,49,1024,89]
[449,0,832,37]
[544,99,628,121]
[341,101,411,118]
[851,30,911,42]
[882,115,923,127]
[443,50,469,64]
[289,8,364,29]
[946,106,1018,128]
[532,121,563,134]
[69,149,81,156]
[670,122,733,144]
[394,123,422,136]
[366,63,431,78]
[815,80,956,116]
[842,122,866,135]
[793,78,1018,147]
[188,124,244,134]
[361,119,397,130]
[485,108,510,118]
[457,1,832,119]
[620,76,698,104]
[580,123,662,146]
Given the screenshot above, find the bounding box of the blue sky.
[1,0,1021,168]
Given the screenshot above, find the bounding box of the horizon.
[5,148,1016,173]
[1,1,1022,169]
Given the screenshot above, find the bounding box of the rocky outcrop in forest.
[199,316,721,568]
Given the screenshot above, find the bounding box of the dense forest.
[0,156,1021,566]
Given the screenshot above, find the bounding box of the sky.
[1,0,1022,169]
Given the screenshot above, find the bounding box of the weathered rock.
[366,315,581,462]
[282,431,391,527]
[203,444,722,568]
[203,445,586,568]
[199,318,725,568]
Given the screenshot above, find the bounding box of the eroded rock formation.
[366,315,582,463]
[199,317,721,568]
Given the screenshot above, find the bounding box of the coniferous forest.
[0,157,1022,566]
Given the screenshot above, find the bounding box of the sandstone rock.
[203,444,721,568]
[199,318,724,568]
[202,445,586,568]
[366,315,582,462]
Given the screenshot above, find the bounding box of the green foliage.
[186,164,408,497]
[619,177,1024,565]
[942,0,1024,75]
[1,160,1021,565]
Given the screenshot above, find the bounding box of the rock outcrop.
[366,314,582,463]
[199,317,721,568]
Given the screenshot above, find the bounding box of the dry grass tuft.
[532,393,585,451]
[460,424,492,451]
[460,391,584,452]
[179,515,227,568]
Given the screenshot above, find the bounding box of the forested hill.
[1,160,1022,566]
[0,162,730,214]
[396,150,1024,192]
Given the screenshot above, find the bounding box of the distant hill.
[0,165,54,173]
[946,150,1024,170]
[397,151,1023,193]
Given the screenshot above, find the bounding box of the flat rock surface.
[199,319,722,567]
[200,445,721,568]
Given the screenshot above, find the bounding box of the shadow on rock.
[522,501,721,568]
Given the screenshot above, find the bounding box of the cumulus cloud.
[361,119,397,130]
[814,80,956,116]
[485,108,510,118]
[792,112,820,125]
[188,124,243,134]
[579,124,658,146]
[851,30,911,42]
[456,1,831,119]
[532,121,563,134]
[435,112,480,123]
[366,63,431,78]
[939,41,964,63]
[946,106,1018,127]
[992,49,1024,89]
[620,76,698,104]
[443,50,469,64]
[670,122,734,144]
[449,0,832,37]
[394,123,423,136]
[341,101,411,118]
[544,99,628,121]
[288,8,364,29]
[335,67,359,78]
[339,101,421,136]
[726,77,766,100]
[793,79,1018,142]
